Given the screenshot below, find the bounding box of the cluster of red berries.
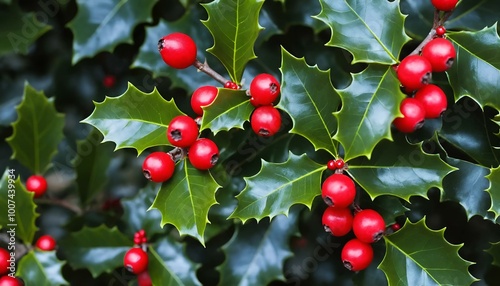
[321,159,385,271]
[123,230,151,286]
[393,1,458,133]
[248,74,282,137]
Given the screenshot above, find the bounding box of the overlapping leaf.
[348,135,456,201]
[229,153,324,223]
[151,160,220,245]
[17,251,68,286]
[59,225,131,277]
[81,83,183,155]
[6,84,65,174]
[447,26,500,110]
[314,0,410,64]
[67,0,156,63]
[0,169,38,243]
[202,0,264,82]
[335,65,405,161]
[380,218,477,286]
[486,167,500,219]
[486,241,500,267]
[148,236,201,286]
[218,212,298,285]
[277,49,339,155]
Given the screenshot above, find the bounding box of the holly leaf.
[73,129,114,206]
[148,236,201,286]
[335,64,405,161]
[81,83,184,155]
[380,218,477,286]
[486,166,500,219]
[6,84,65,174]
[151,160,220,245]
[59,225,131,277]
[229,153,324,223]
[447,25,500,110]
[218,212,299,285]
[348,135,456,201]
[200,89,253,134]
[17,251,68,286]
[67,0,156,63]
[277,48,340,155]
[314,0,410,64]
[486,241,500,267]
[202,0,264,82]
[0,169,38,243]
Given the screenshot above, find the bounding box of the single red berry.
[334,159,345,169]
[393,98,426,133]
[435,26,446,37]
[124,247,149,275]
[142,152,175,183]
[35,235,56,251]
[391,223,401,232]
[341,238,374,271]
[414,84,448,118]
[431,0,458,11]
[191,86,218,116]
[250,106,282,137]
[0,276,23,286]
[0,248,9,276]
[421,37,456,72]
[322,207,353,237]
[167,115,199,148]
[102,75,116,88]
[352,209,386,243]
[321,173,356,208]
[249,73,281,106]
[327,160,336,170]
[224,81,239,89]
[26,175,47,198]
[396,55,432,91]
[137,271,152,286]
[188,138,219,170]
[158,32,197,69]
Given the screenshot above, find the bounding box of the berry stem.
[408,9,454,56]
[36,198,83,215]
[193,59,230,86]
[169,147,188,162]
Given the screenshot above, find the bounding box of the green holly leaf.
[486,241,500,267]
[202,0,264,82]
[447,25,500,110]
[148,236,201,286]
[151,160,220,245]
[348,135,456,201]
[17,251,68,286]
[314,0,410,64]
[380,218,477,286]
[67,0,156,63]
[218,212,299,285]
[59,225,131,277]
[282,0,326,33]
[335,65,405,161]
[81,83,184,155]
[201,89,253,134]
[73,129,114,206]
[0,169,38,243]
[6,84,65,174]
[277,48,340,155]
[486,166,500,219]
[229,153,324,223]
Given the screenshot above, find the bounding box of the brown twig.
[35,198,83,215]
[193,59,230,85]
[409,9,455,56]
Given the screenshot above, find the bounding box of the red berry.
[435,26,446,37]
[322,207,353,237]
[0,248,9,276]
[391,223,401,232]
[352,209,386,243]
[250,106,282,137]
[393,98,426,133]
[431,0,458,11]
[35,235,56,251]
[224,81,239,89]
[321,174,356,208]
[102,75,116,88]
[124,247,149,275]
[334,159,345,169]
[327,160,336,170]
[414,84,448,118]
[158,33,197,69]
[421,38,456,72]
[341,238,374,271]
[396,55,432,91]
[26,175,47,198]
[0,276,23,286]
[188,138,219,170]
[167,115,199,148]
[191,86,218,116]
[249,73,280,106]
[142,152,175,183]
[137,271,152,286]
